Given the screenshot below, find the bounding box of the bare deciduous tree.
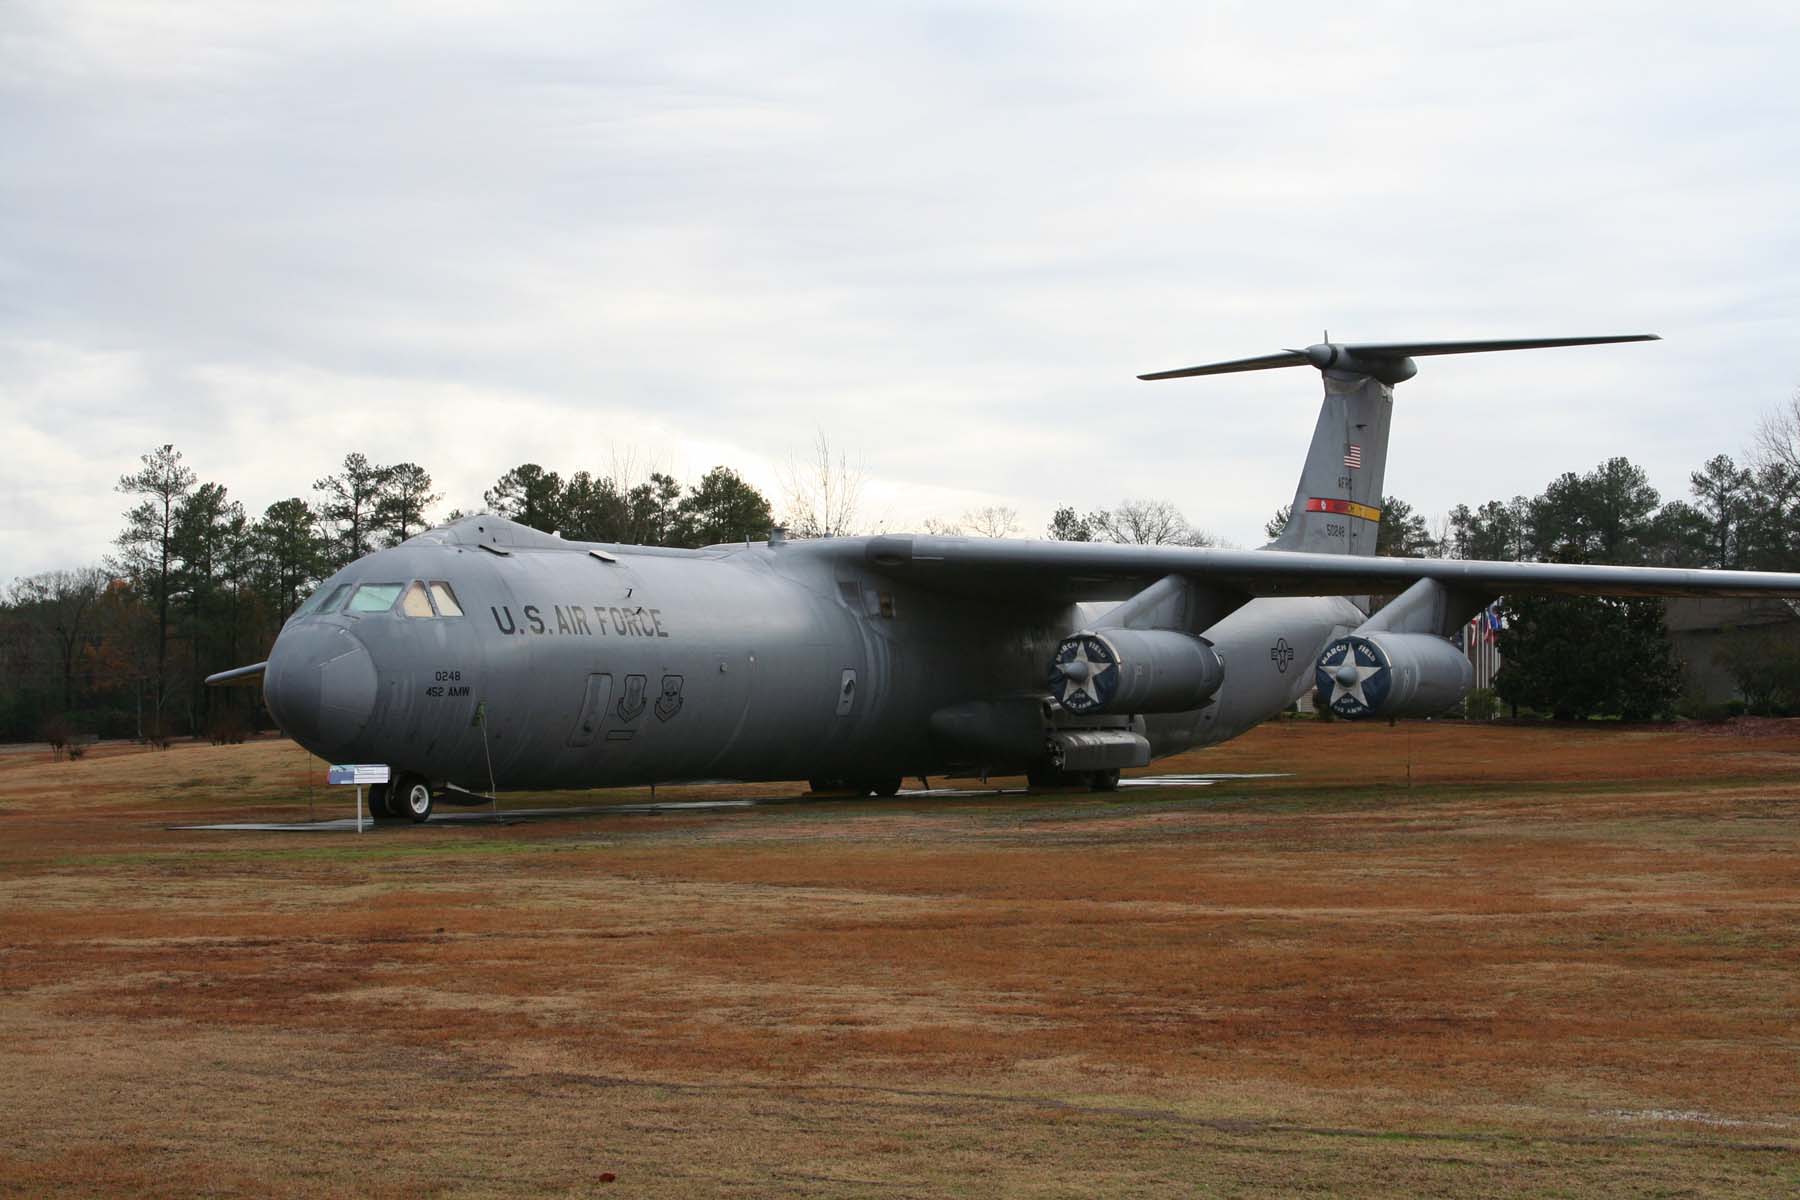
[960,505,1019,538]
[9,567,110,714]
[1754,388,1800,476]
[1088,498,1221,547]
[779,432,865,539]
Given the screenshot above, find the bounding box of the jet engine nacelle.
[1314,632,1472,720]
[1049,628,1225,715]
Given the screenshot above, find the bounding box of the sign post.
[327,764,391,832]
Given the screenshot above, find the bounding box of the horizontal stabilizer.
[1140,334,1659,382]
[1326,334,1660,360]
[1137,350,1307,379]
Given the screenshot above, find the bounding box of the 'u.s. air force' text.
[491,603,669,638]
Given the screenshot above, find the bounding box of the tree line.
[1458,450,1800,720]
[1041,409,1800,721]
[0,448,779,744]
[5,401,1799,744]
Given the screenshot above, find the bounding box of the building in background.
[1664,597,1800,705]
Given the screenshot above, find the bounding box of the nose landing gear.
[365,773,435,822]
[394,773,435,822]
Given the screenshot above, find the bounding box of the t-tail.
[1139,333,1660,556]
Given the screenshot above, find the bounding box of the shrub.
[142,717,172,750]
[206,709,249,745]
[1463,687,1498,722]
[1714,626,1800,716]
[39,715,71,760]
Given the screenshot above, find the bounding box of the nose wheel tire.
[365,783,394,820]
[394,774,434,822]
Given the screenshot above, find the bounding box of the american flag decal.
[1343,444,1363,469]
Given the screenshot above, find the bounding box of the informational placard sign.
[326,764,389,831]
[327,764,390,786]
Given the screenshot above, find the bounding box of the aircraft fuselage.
[263,522,1358,792]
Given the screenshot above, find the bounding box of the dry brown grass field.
[2,719,1798,1198]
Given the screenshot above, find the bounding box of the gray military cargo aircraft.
[209,334,1800,820]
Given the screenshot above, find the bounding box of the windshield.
[346,583,405,614]
[301,583,350,616]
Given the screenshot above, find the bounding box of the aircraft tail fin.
[1139,334,1659,557]
[1270,371,1393,555]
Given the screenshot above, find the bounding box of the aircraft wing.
[823,536,1800,603]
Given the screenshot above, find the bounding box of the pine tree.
[673,467,773,547]
[315,453,390,567]
[253,498,327,622]
[484,464,566,533]
[377,462,441,545]
[561,471,631,542]
[111,445,196,728]
[624,473,683,546]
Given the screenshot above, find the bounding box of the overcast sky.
[3,1,1798,581]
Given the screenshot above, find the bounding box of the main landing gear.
[1026,766,1120,793]
[365,773,435,822]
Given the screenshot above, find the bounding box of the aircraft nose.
[264,623,378,752]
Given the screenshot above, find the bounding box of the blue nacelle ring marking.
[1315,636,1392,718]
[1050,633,1120,714]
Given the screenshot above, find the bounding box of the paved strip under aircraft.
[171,773,1297,831]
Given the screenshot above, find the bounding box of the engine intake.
[1315,632,1471,719]
[1049,628,1224,715]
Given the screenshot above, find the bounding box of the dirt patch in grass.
[2,720,1799,1196]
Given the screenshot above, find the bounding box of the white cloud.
[2,1,1798,580]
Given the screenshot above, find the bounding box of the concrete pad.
[171,773,1294,832]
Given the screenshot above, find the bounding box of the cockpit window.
[400,581,435,618]
[304,583,350,616]
[347,582,405,613]
[428,581,464,617]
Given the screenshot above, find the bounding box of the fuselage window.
[347,582,405,614]
[429,581,464,617]
[400,581,435,618]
